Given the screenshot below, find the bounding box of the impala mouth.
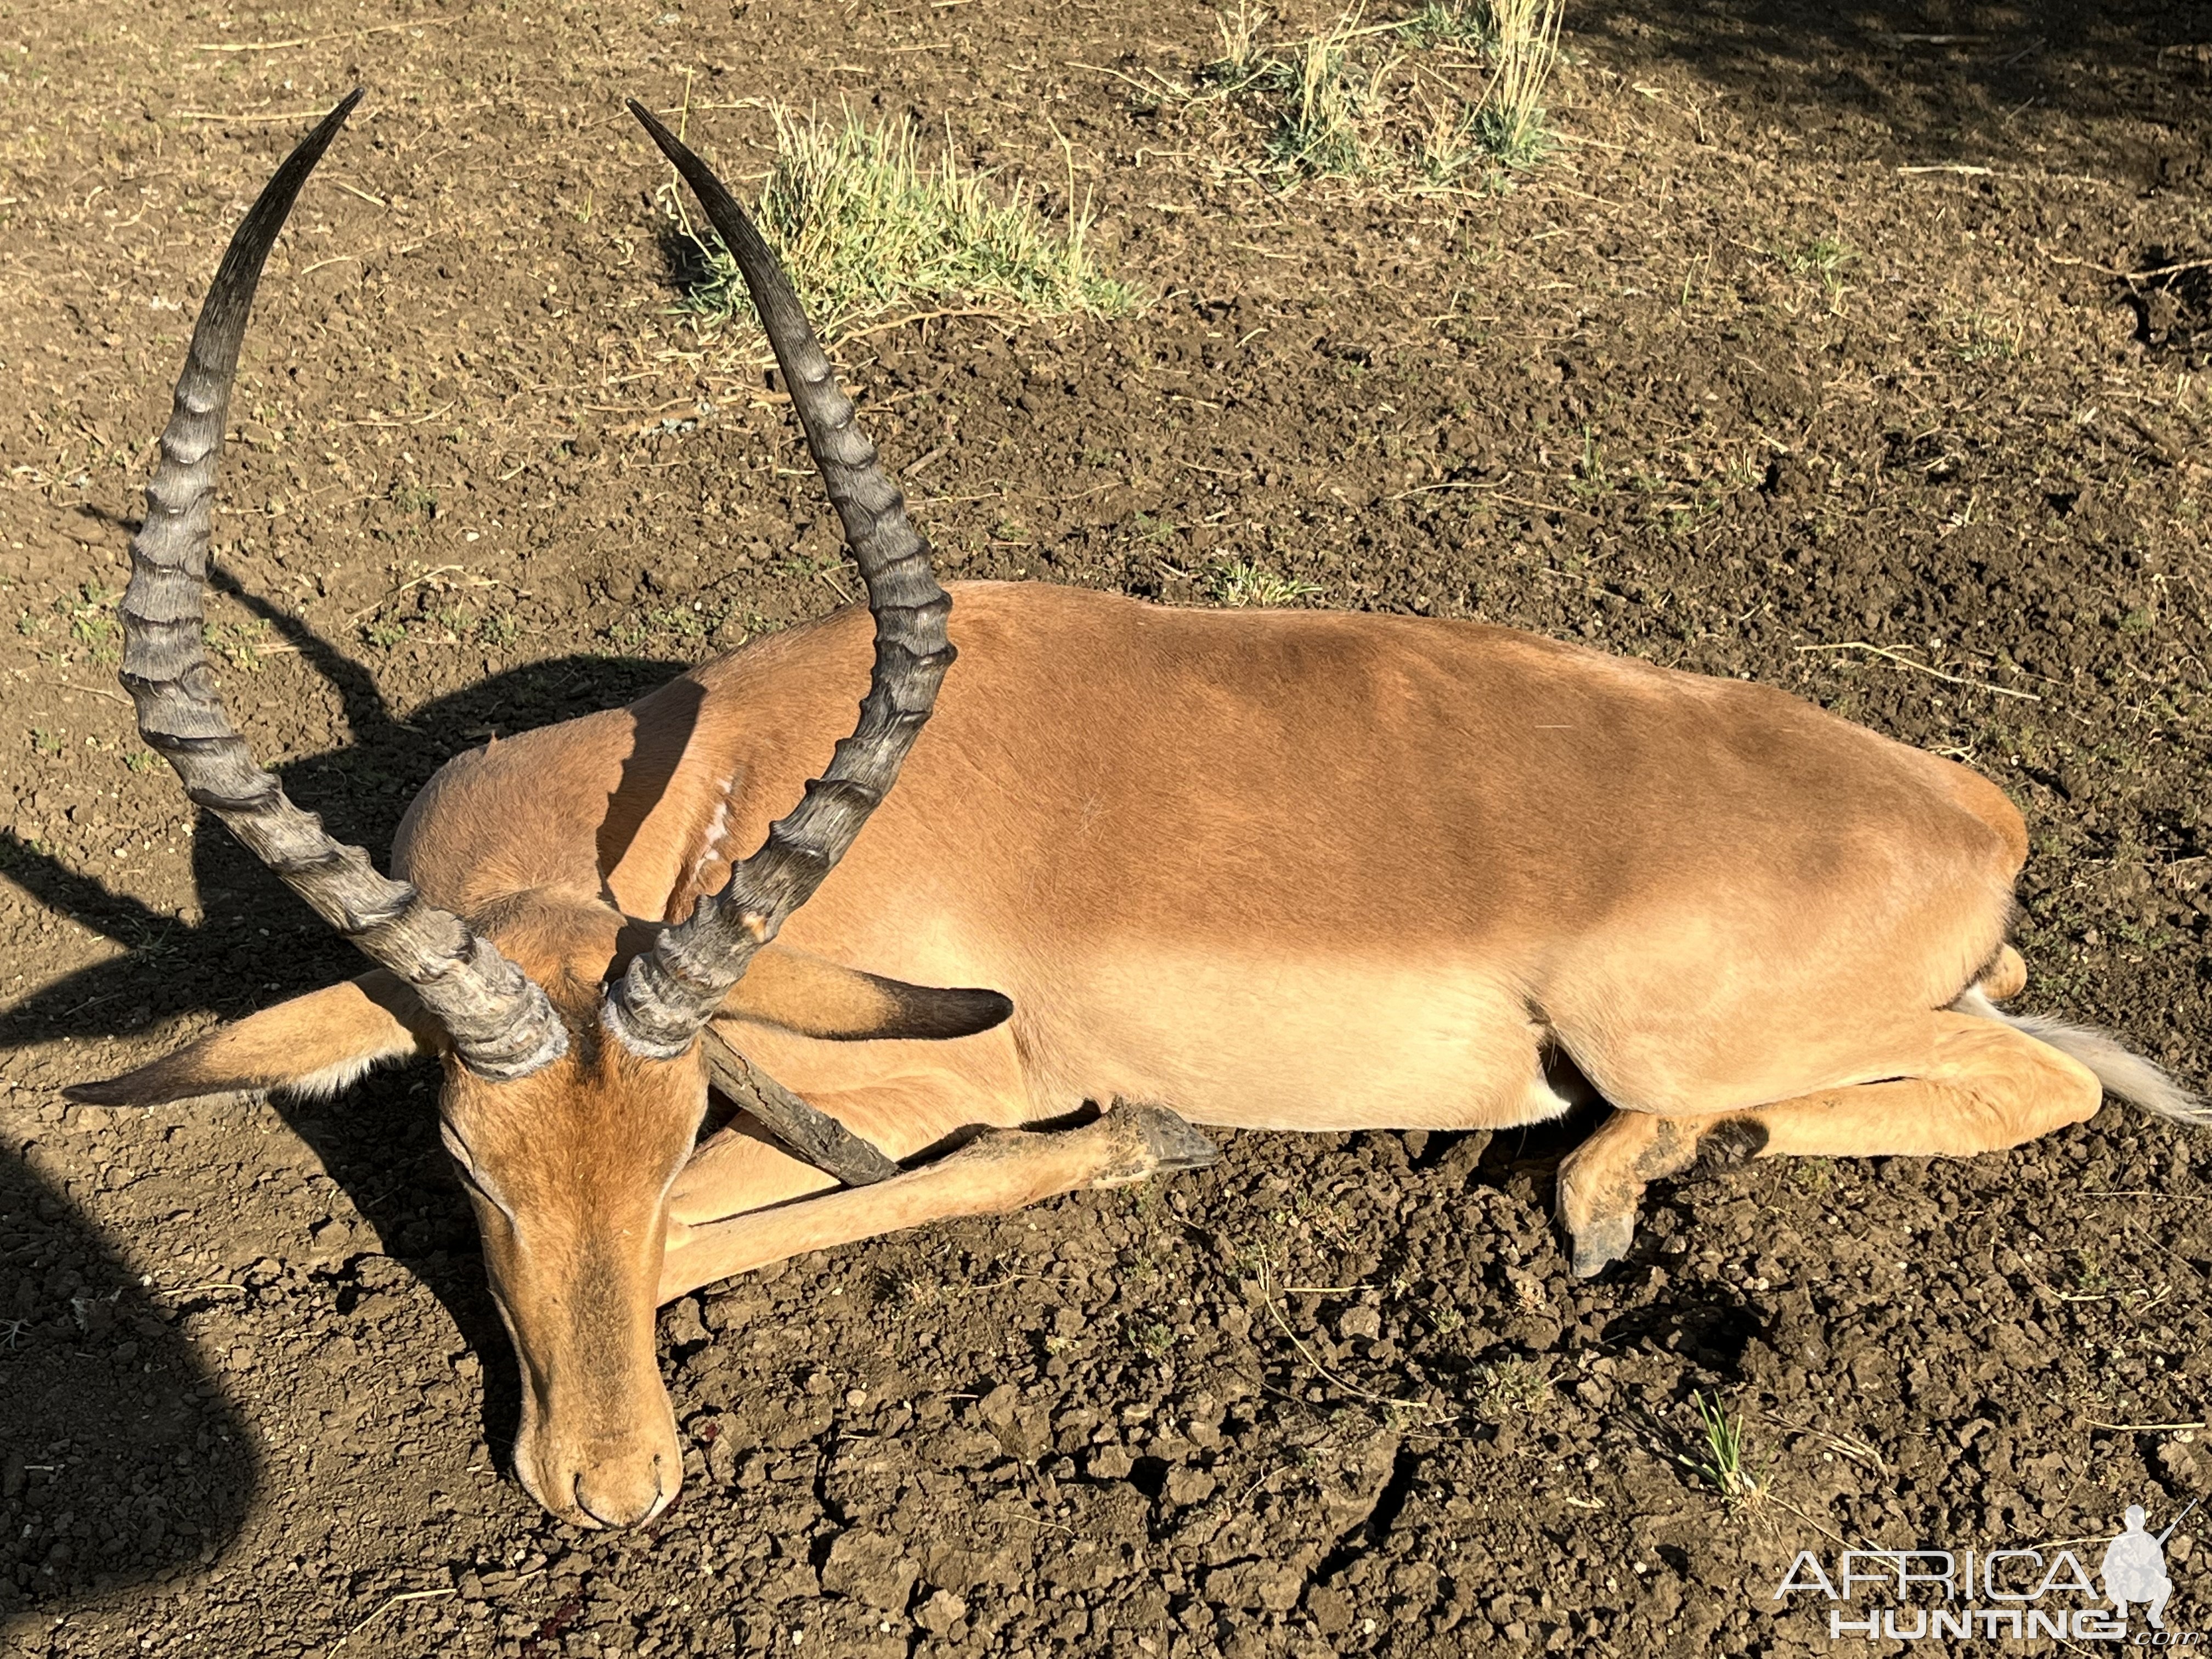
[570,1448,676,1530]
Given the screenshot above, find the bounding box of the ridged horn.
[603,102,955,1059]
[121,91,568,1082]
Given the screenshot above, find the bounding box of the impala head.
[67,95,975,1527]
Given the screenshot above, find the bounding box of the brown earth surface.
[3,0,2212,1654]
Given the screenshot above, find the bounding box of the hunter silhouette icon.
[2103,1500,2198,1628]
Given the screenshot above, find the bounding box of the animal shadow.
[2,575,682,1613]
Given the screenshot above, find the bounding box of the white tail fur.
[1956,988,2210,1126]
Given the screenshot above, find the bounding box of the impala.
[72,94,2198,1528]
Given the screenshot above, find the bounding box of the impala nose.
[571,1449,676,1528]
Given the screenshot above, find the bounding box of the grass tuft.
[1207,558,1327,607]
[1474,0,1563,167]
[664,105,1141,345]
[1397,0,1489,49]
[1472,1356,1553,1417]
[1685,1390,1762,1509]
[1189,0,1564,190]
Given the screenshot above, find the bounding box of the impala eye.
[442,1128,516,1220]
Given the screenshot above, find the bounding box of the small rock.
[1306,1585,1352,1635]
[1203,1559,1308,1613]
[820,1531,917,1612]
[1087,1444,1134,1481]
[978,1384,1049,1459]
[2160,1441,2203,1487]
[1336,1306,1381,1342]
[915,1589,968,1635]
[1165,1466,1217,1506]
[663,1300,710,1348]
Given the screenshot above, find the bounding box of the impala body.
[76,98,2197,1530]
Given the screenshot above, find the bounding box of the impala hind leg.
[1558,1011,2100,1277]
[658,1103,1218,1304]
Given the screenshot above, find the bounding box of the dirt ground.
[3,0,2211,1654]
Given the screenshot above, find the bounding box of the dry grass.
[663,104,1142,345]
[1189,0,1565,191]
[1475,0,1564,167]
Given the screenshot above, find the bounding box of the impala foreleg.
[658,1103,1220,1304]
[1558,1009,2101,1277]
[1555,1109,1768,1278]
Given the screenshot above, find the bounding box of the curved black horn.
[603,102,954,1058]
[121,91,569,1081]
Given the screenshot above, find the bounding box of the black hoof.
[1568,1211,1634,1278]
[1125,1103,1222,1173]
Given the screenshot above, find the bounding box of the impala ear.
[65,972,441,1108]
[716,945,1013,1042]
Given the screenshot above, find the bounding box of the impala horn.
[603,103,955,1059]
[121,91,569,1081]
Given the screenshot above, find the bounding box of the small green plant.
[30,727,63,756]
[123,748,159,774]
[55,581,120,661]
[389,479,437,517]
[645,604,712,640]
[1274,16,1387,178]
[1203,8,1401,184]
[1132,1319,1177,1358]
[1788,1158,1832,1195]
[364,620,407,649]
[1473,1357,1552,1417]
[1778,234,1854,303]
[1951,309,2026,364]
[1686,1391,1760,1508]
[665,105,1140,345]
[2070,1251,2112,1297]
[476,611,521,650]
[1207,558,1324,608]
[1567,425,1612,501]
[15,610,47,637]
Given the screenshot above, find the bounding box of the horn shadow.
[207,559,407,742]
[6,578,686,1577]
